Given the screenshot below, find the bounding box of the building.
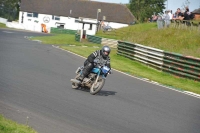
[18,0,135,35]
[192,8,200,20]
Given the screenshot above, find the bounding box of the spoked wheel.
[90,77,105,95]
[72,74,81,89]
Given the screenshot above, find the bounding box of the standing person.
[152,15,158,22]
[157,14,163,29]
[77,46,111,82]
[164,11,170,27]
[173,8,184,20]
[183,7,191,26]
[173,13,176,19]
[168,10,173,20]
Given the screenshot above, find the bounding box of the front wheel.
[90,77,105,95]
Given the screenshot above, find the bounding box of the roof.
[192,8,200,14]
[20,0,135,24]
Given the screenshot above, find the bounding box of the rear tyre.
[90,77,105,95]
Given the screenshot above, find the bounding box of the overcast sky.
[92,0,200,13]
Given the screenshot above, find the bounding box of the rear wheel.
[90,77,105,95]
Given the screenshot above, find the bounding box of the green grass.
[97,23,200,58]
[31,32,200,95]
[0,114,37,133]
[31,34,100,47]
[0,23,7,28]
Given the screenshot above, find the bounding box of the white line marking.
[52,45,200,99]
[32,40,42,43]
[3,31,14,33]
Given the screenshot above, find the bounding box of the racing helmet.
[101,46,111,58]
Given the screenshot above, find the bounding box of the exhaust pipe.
[70,79,81,84]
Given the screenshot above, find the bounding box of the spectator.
[173,8,184,20]
[157,14,164,29]
[152,15,158,22]
[183,7,191,26]
[148,17,151,22]
[100,20,105,30]
[164,11,170,27]
[168,10,173,20]
[183,7,190,20]
[172,13,176,19]
[190,12,195,19]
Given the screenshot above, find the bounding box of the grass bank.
[97,23,200,58]
[0,23,6,28]
[0,114,37,133]
[31,33,200,95]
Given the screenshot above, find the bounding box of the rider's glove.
[93,59,98,63]
[93,59,98,65]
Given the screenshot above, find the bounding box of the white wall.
[16,11,128,34]
[18,11,83,33]
[102,21,128,29]
[6,21,24,29]
[0,17,7,24]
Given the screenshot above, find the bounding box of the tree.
[129,0,166,23]
[181,0,190,10]
[0,0,21,21]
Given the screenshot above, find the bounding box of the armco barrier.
[75,34,80,42]
[163,52,200,80]
[87,35,102,44]
[75,34,118,48]
[101,38,118,48]
[51,28,77,34]
[117,41,164,69]
[117,41,200,81]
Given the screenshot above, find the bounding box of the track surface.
[0,29,200,133]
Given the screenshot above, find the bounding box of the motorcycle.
[70,63,111,95]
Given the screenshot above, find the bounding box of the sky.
[92,0,200,13]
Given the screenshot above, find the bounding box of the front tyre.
[90,77,105,95]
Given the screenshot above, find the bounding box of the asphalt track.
[0,28,200,133]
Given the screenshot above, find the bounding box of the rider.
[78,45,111,82]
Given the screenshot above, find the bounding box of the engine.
[82,73,96,87]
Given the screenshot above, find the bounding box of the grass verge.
[0,23,7,28]
[0,114,37,133]
[31,34,200,95]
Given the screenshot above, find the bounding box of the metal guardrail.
[117,41,200,81]
[163,52,200,80]
[75,33,80,42]
[87,35,102,44]
[101,38,118,48]
[75,34,118,48]
[117,41,164,69]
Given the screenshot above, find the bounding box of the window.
[27,12,32,17]
[33,12,38,18]
[75,19,79,23]
[52,15,60,21]
[27,12,38,18]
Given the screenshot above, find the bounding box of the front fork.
[93,71,100,85]
[93,70,106,85]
